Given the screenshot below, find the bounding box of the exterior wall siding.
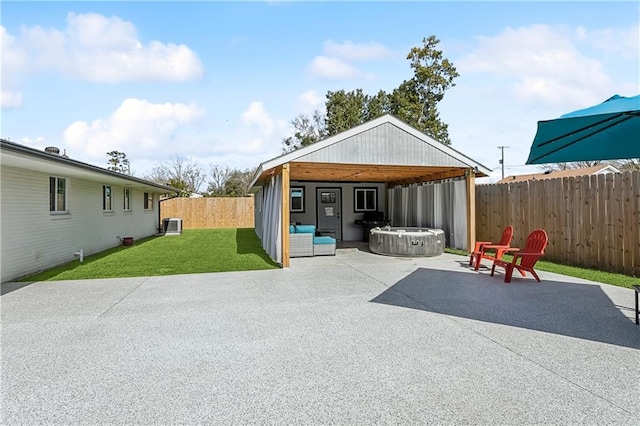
[289,181,387,241]
[1,165,162,282]
[296,123,469,167]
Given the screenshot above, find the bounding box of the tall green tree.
[106,151,130,174]
[401,35,459,143]
[366,90,391,121]
[282,35,459,149]
[324,89,390,136]
[222,169,254,197]
[167,178,192,198]
[282,110,327,153]
[325,89,368,135]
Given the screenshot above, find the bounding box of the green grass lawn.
[22,230,637,288]
[22,228,279,282]
[446,248,638,289]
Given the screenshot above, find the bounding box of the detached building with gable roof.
[249,114,492,267]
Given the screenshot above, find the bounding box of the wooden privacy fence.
[476,171,640,276]
[161,197,254,229]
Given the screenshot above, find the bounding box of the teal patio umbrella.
[526,94,640,165]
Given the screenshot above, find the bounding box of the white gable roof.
[250,114,491,188]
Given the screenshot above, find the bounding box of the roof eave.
[1,139,179,193]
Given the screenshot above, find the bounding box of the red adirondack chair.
[469,225,514,271]
[491,229,548,283]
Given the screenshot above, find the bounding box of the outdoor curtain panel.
[388,178,468,251]
[259,174,283,264]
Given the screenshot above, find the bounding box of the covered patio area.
[249,114,492,267]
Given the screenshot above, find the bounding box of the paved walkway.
[2,249,639,424]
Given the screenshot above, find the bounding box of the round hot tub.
[369,227,445,257]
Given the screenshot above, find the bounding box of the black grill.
[355,211,391,242]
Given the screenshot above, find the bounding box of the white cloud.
[1,26,26,77]
[323,40,391,61]
[228,101,289,160]
[308,39,390,80]
[59,100,286,175]
[297,90,324,114]
[309,55,361,80]
[63,98,204,160]
[241,101,275,136]
[5,13,204,84]
[1,91,23,109]
[210,137,273,156]
[457,24,618,108]
[1,26,27,109]
[576,24,639,59]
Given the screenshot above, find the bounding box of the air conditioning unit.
[162,218,182,235]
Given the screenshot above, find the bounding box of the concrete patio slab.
[2,249,638,424]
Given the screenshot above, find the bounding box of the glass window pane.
[103,185,112,210]
[365,190,376,210]
[48,177,66,212]
[145,193,153,209]
[58,179,66,211]
[355,188,377,211]
[356,190,364,210]
[50,177,56,211]
[58,187,64,211]
[124,189,130,210]
[290,188,304,212]
[291,197,302,210]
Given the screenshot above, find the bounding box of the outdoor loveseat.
[289,224,336,257]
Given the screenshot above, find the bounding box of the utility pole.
[497,146,509,179]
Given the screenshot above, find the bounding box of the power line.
[497,146,510,179]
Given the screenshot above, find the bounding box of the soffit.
[288,162,469,184]
[1,148,174,192]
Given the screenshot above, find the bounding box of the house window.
[354,188,377,212]
[49,177,67,213]
[103,185,112,211]
[123,188,131,211]
[144,192,154,210]
[290,187,304,212]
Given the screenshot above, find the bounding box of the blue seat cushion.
[296,225,316,234]
[289,224,297,233]
[313,236,335,245]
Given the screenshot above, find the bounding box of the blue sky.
[2,1,638,184]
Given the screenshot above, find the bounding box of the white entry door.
[316,188,342,241]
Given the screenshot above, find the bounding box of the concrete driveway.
[2,249,639,424]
